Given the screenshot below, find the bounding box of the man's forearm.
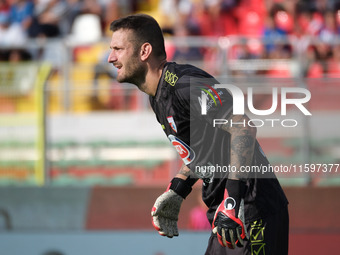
[176,164,192,179]
[175,164,198,185]
[222,115,256,181]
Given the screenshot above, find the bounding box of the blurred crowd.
[0,0,120,42]
[1,0,340,77]
[155,0,340,78]
[1,0,340,40]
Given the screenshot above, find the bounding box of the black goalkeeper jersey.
[149,62,288,224]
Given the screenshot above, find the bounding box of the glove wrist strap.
[225,179,247,199]
[224,179,247,215]
[169,177,192,199]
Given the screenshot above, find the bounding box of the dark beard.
[124,63,147,89]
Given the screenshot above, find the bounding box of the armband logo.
[167,116,177,133]
[168,135,195,165]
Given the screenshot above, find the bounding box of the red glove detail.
[212,179,248,248]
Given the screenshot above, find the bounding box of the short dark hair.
[110,14,166,60]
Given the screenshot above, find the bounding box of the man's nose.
[108,51,117,63]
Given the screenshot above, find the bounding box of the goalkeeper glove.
[212,179,249,248]
[151,177,192,238]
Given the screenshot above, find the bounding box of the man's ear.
[140,42,152,61]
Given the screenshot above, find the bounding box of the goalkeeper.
[108,14,289,255]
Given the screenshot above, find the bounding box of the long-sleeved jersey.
[149,62,288,224]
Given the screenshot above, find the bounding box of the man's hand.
[151,177,193,238]
[151,189,183,237]
[212,179,249,248]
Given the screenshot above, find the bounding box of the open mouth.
[114,64,122,70]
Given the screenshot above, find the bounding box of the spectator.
[236,0,265,37]
[327,44,340,77]
[195,0,239,37]
[315,42,332,66]
[266,44,293,77]
[59,0,119,38]
[8,48,32,61]
[3,0,34,43]
[305,45,323,78]
[0,14,26,57]
[296,9,324,36]
[29,0,67,38]
[0,0,9,19]
[319,10,337,43]
[9,0,34,29]
[58,0,83,35]
[171,23,203,63]
[81,0,101,15]
[262,15,287,53]
[273,9,293,35]
[305,41,334,78]
[335,8,340,34]
[158,0,193,32]
[1,1,28,46]
[101,0,120,33]
[0,0,10,44]
[313,0,333,14]
[81,0,121,35]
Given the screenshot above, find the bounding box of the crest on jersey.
[168,135,195,165]
[167,116,177,133]
[164,70,178,86]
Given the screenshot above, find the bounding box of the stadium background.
[0,0,340,254]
